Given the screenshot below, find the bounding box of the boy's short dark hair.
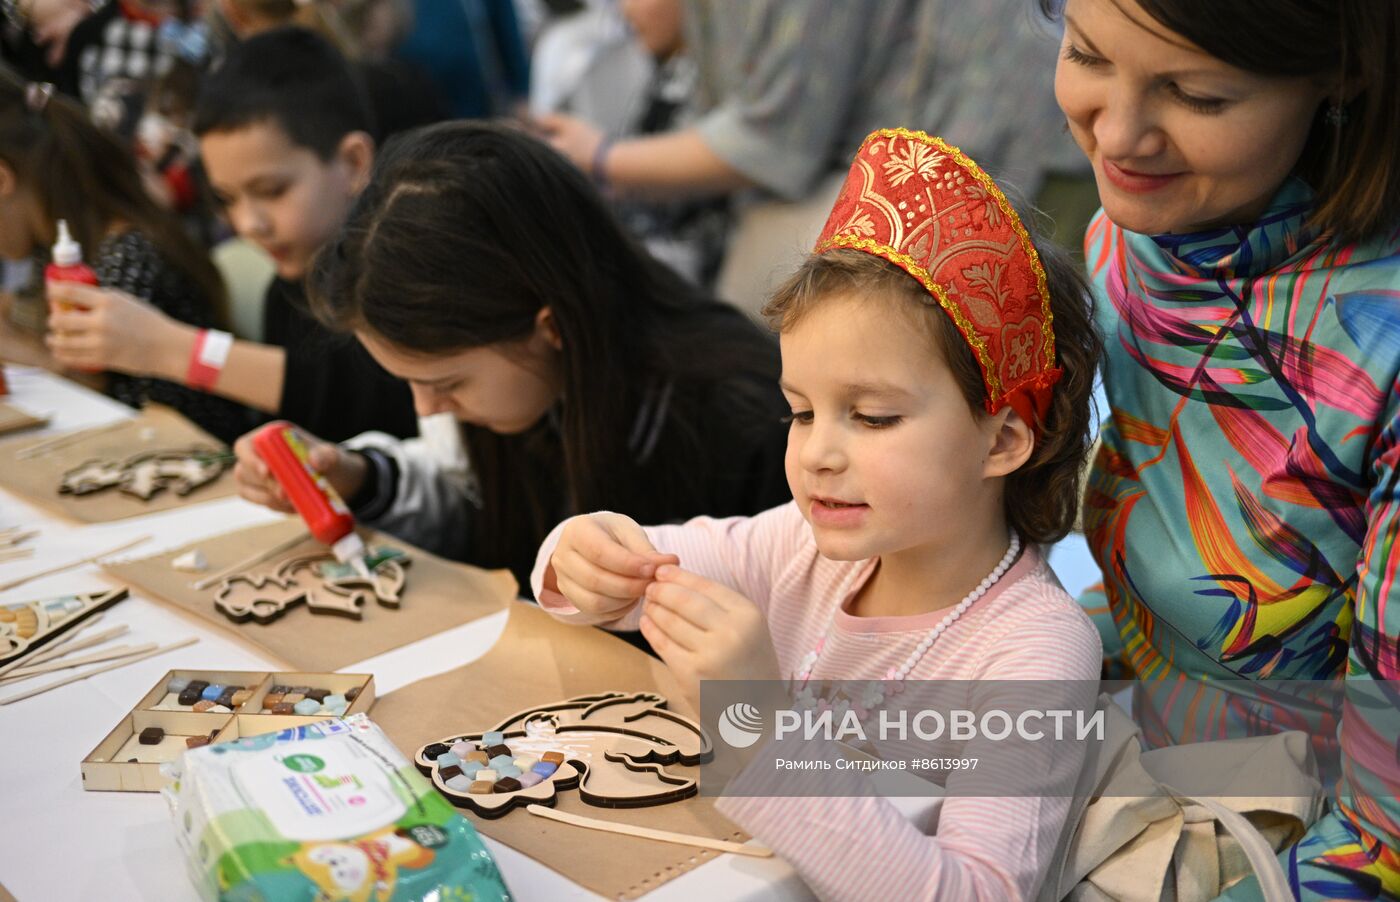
[193,26,376,159]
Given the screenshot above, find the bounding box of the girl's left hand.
[641,564,781,711]
[45,282,184,377]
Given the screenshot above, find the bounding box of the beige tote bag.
[1039,695,1324,902]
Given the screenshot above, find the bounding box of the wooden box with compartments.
[81,669,374,792]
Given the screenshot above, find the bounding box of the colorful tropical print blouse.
[1082,178,1400,900]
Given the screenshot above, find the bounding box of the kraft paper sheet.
[104,518,515,671]
[371,600,751,900]
[0,405,235,522]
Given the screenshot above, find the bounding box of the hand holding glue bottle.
[45,220,99,302]
[45,220,101,372]
[251,421,372,578]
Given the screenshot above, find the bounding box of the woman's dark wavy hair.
[1040,0,1400,245]
[308,120,780,569]
[765,239,1102,545]
[0,66,227,319]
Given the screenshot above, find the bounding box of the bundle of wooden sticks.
[0,611,197,705]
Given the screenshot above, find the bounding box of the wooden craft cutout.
[0,588,129,664]
[0,401,48,436]
[213,547,409,623]
[415,691,714,819]
[59,448,230,501]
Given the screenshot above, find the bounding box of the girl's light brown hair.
[765,242,1102,545]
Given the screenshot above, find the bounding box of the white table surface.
[0,367,809,902]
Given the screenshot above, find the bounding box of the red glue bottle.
[252,422,370,576]
[46,220,99,310]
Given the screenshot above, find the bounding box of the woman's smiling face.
[1054,0,1330,235]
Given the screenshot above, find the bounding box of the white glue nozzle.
[332,532,372,579]
[51,219,83,266]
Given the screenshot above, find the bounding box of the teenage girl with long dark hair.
[233,120,791,598]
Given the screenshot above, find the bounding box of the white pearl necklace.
[793,532,1022,696]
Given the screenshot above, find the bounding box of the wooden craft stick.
[0,534,151,592]
[16,624,127,672]
[13,418,136,460]
[525,804,774,858]
[0,640,41,680]
[190,530,311,591]
[0,528,38,547]
[0,636,197,705]
[0,643,152,682]
[19,619,122,668]
[26,623,126,665]
[0,614,108,679]
[0,547,34,563]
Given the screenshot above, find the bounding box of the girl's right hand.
[231,426,367,514]
[547,513,679,619]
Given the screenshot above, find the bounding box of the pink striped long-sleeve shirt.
[532,502,1102,901]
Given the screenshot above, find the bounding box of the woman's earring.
[1325,103,1348,128]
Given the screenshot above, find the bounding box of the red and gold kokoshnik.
[815,128,1062,431]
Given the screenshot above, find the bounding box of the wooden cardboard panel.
[371,602,749,900]
[104,520,515,671]
[0,405,236,522]
[0,401,47,437]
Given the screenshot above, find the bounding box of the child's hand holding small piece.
[642,565,781,710]
[547,513,678,622]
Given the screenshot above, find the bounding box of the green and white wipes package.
[164,714,511,901]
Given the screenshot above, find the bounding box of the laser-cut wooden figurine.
[213,547,410,623]
[59,448,230,501]
[0,588,129,664]
[414,691,714,818]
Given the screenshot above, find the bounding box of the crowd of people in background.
[1,0,1091,314]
